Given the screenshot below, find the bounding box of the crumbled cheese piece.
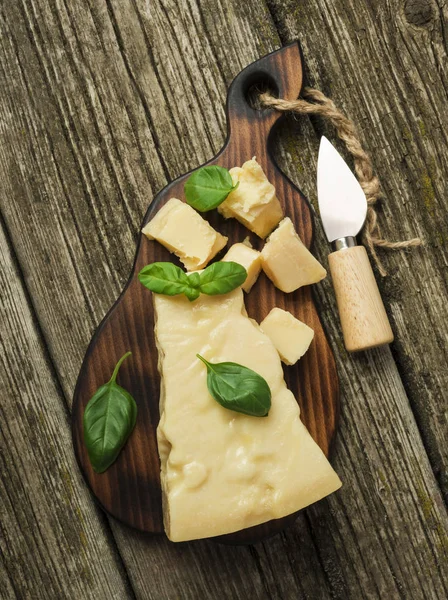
[222,242,262,292]
[142,198,227,271]
[261,218,326,292]
[218,158,283,238]
[260,308,314,365]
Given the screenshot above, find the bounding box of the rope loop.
[260,88,422,276]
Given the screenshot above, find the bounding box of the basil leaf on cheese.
[183,287,201,302]
[83,352,137,473]
[188,272,201,289]
[139,261,247,301]
[197,354,271,417]
[185,165,239,212]
[198,261,247,296]
[138,262,191,297]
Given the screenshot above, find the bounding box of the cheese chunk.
[260,308,314,365]
[142,198,227,271]
[154,289,341,542]
[218,158,283,238]
[261,218,326,292]
[222,242,261,292]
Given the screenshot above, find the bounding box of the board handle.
[328,246,394,352]
[225,42,303,133]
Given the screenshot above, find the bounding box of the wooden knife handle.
[328,246,394,352]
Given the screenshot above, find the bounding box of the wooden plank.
[269,112,448,596]
[0,1,333,598]
[0,562,17,600]
[0,221,132,599]
[267,0,448,501]
[0,0,447,599]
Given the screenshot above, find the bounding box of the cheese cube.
[142,198,227,271]
[260,308,314,365]
[222,242,261,292]
[218,158,283,238]
[154,288,342,542]
[261,218,326,292]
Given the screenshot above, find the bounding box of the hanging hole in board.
[245,73,279,111]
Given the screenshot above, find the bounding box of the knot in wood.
[404,0,435,27]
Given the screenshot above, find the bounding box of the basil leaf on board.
[185,165,239,212]
[197,354,271,417]
[198,261,247,296]
[138,262,191,297]
[83,352,137,473]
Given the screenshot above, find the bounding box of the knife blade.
[317,136,367,244]
[317,136,394,352]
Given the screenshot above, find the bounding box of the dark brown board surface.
[71,42,339,544]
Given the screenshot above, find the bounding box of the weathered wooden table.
[1,1,447,598]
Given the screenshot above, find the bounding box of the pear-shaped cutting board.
[72,41,339,545]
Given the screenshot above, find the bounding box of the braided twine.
[260,88,422,276]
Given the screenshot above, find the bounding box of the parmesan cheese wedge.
[154,288,341,542]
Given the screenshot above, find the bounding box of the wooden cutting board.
[72,41,339,545]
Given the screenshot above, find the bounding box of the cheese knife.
[317,136,394,352]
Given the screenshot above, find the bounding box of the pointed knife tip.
[318,136,331,167]
[318,136,332,159]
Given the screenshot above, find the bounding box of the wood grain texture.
[71,42,340,542]
[329,246,394,351]
[0,0,447,597]
[0,1,335,597]
[0,220,132,599]
[267,0,448,502]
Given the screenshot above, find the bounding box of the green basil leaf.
[138,262,190,296]
[185,165,239,212]
[197,354,271,417]
[188,272,201,289]
[199,261,247,295]
[139,260,246,300]
[83,352,137,473]
[184,286,200,302]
